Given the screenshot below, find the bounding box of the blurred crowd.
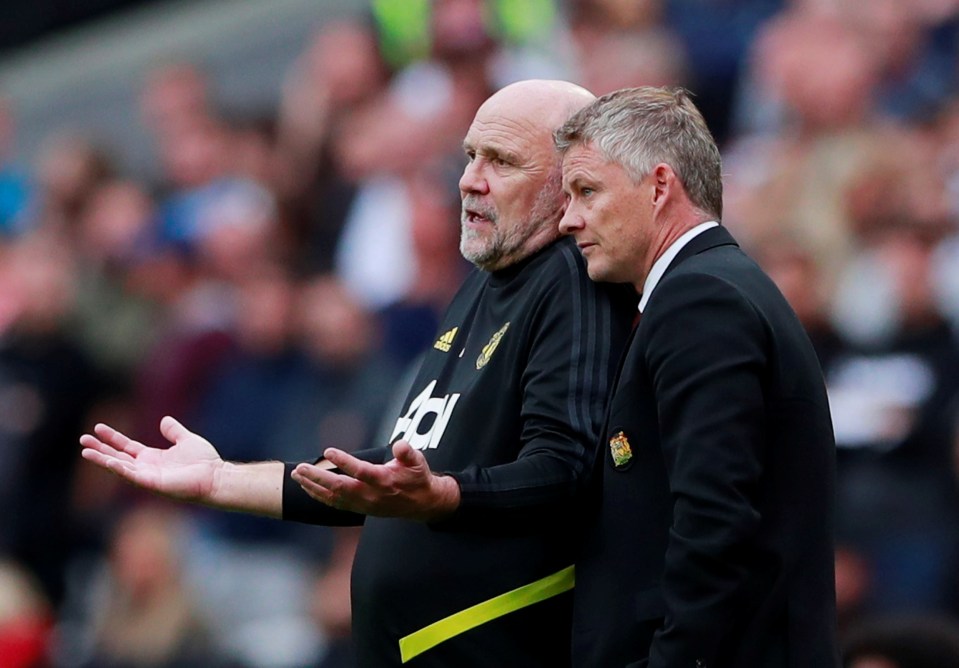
[2,0,959,666]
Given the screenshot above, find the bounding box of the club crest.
[476,322,510,369]
[609,430,633,468]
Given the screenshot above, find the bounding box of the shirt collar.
[638,221,719,313]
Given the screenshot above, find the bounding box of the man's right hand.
[80,416,224,504]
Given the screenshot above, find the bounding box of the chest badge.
[476,322,510,370]
[609,431,633,468]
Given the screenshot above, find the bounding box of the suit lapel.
[661,225,739,282]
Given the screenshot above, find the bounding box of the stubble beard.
[459,214,515,271]
[459,177,562,271]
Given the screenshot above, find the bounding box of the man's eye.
[465,151,476,162]
[581,187,594,197]
[491,156,509,167]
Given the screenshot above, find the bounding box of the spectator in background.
[829,0,958,124]
[191,264,311,545]
[151,116,240,252]
[375,167,467,368]
[576,28,689,97]
[827,219,959,616]
[567,0,689,98]
[733,0,959,136]
[225,116,305,265]
[128,151,284,450]
[190,177,284,283]
[71,179,163,383]
[723,6,900,294]
[276,19,390,275]
[327,7,491,311]
[271,274,400,464]
[0,97,34,238]
[567,0,666,51]
[30,133,113,236]
[0,234,103,608]
[138,61,287,267]
[77,503,218,668]
[333,0,572,312]
[664,0,784,145]
[139,61,215,142]
[128,245,232,451]
[371,0,568,88]
[755,236,844,370]
[0,559,52,668]
[329,100,442,310]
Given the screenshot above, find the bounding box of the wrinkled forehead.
[463,117,552,162]
[560,141,616,186]
[463,98,555,159]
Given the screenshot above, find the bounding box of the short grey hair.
[554,86,723,219]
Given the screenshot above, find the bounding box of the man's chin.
[460,240,495,268]
[585,262,609,284]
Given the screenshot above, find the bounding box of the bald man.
[81,80,636,667]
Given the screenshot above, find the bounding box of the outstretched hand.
[80,416,224,503]
[291,440,461,521]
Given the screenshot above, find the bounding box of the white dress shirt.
[638,221,719,313]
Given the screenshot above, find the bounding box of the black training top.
[284,236,635,667]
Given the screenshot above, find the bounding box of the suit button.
[695,661,706,668]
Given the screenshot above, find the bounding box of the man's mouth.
[463,207,494,226]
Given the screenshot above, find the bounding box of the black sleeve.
[641,273,768,668]
[280,446,391,526]
[440,251,633,530]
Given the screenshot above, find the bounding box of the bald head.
[458,80,595,271]
[477,80,596,141]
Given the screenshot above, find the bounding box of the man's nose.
[559,204,583,234]
[459,161,489,195]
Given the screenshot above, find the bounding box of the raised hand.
[291,440,461,521]
[80,416,224,503]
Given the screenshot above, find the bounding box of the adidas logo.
[433,327,458,353]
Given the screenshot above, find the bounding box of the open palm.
[80,416,224,503]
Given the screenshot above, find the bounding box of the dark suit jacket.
[572,226,840,668]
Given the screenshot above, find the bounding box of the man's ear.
[651,163,677,210]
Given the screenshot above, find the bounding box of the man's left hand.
[291,440,461,521]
